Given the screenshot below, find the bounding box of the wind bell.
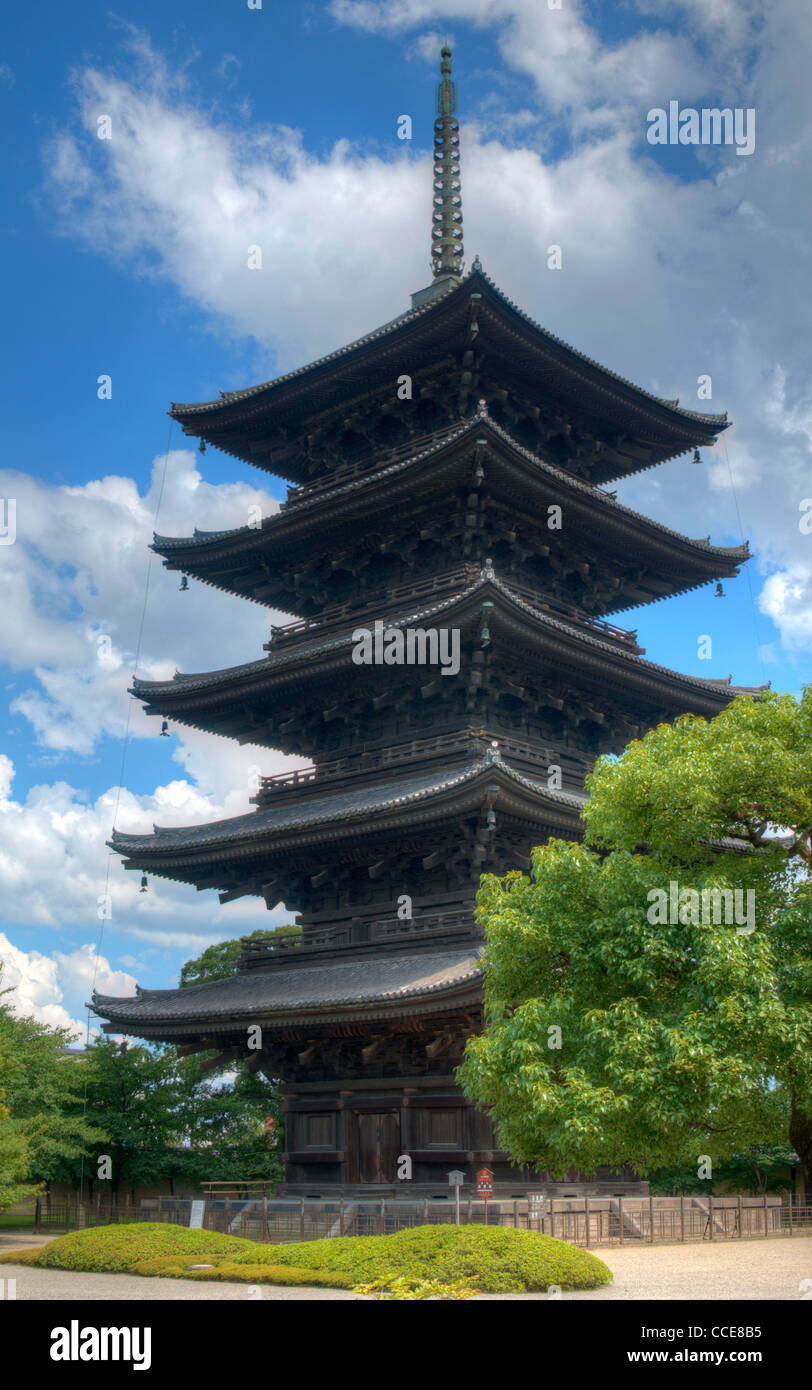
[161,720,170,736]
[715,582,725,598]
[180,575,189,592]
[692,448,702,465]
[139,875,148,894]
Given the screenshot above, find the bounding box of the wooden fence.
[20,1193,810,1248]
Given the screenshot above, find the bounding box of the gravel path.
[2,1232,810,1300]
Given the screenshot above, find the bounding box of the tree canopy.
[179,925,301,988]
[458,688,812,1188]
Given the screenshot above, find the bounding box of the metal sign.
[476,1167,493,1197]
[448,1170,465,1187]
[189,1200,205,1229]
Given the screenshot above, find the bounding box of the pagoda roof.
[90,945,484,1037]
[109,750,585,872]
[152,412,749,613]
[169,266,728,484]
[131,570,767,730]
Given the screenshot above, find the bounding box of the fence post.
[618,1196,623,1245]
[763,1193,768,1237]
[649,1194,655,1244]
[380,1197,385,1235]
[584,1196,590,1247]
[300,1197,305,1242]
[513,1199,519,1231]
[709,1193,714,1241]
[788,1193,793,1236]
[34,1197,42,1231]
[225,1197,232,1235]
[467,1199,472,1226]
[737,1194,742,1237]
[262,1194,269,1241]
[423,1198,429,1225]
[680,1194,685,1242]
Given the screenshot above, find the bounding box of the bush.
[23,1223,253,1272]
[0,1248,41,1266]
[231,1224,610,1293]
[130,1256,354,1289]
[7,1221,611,1294]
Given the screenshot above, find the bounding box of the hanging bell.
[715,582,725,598]
[139,875,148,893]
[692,448,702,465]
[480,627,490,647]
[198,440,206,455]
[486,809,496,830]
[474,464,485,482]
[180,574,189,592]
[160,720,170,736]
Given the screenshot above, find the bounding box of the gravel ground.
[2,1231,810,1300]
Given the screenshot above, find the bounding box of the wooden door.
[356,1112,401,1184]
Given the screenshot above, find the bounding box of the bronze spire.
[431,44,464,281]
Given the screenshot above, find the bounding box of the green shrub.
[232,1224,611,1293]
[130,1256,354,1289]
[27,1223,253,1272]
[356,1275,480,1300]
[0,1247,41,1266]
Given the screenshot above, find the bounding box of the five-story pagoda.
[92,49,759,1196]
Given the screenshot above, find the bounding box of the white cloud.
[0,933,136,1039]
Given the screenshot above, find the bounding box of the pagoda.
[92,48,759,1196]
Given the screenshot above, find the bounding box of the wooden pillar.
[788,1192,793,1235]
[300,1196,305,1242]
[262,1194,268,1241]
[380,1197,385,1235]
[618,1196,623,1245]
[339,1197,344,1237]
[680,1194,685,1242]
[467,1199,472,1226]
[649,1193,655,1244]
[737,1193,742,1237]
[584,1195,590,1247]
[709,1193,714,1241]
[423,1197,429,1225]
[763,1193,768,1237]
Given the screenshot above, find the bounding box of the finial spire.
[431,44,463,281]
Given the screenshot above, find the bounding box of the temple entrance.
[354,1111,401,1184]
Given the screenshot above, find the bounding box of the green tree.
[458,688,812,1189]
[0,970,100,1207]
[179,925,301,988]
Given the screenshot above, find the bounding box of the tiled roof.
[109,751,585,853]
[152,411,750,565]
[90,947,484,1024]
[170,267,726,432]
[131,568,763,703]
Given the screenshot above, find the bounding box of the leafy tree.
[648,1142,800,1196]
[458,688,812,1190]
[179,925,301,988]
[0,969,100,1207]
[54,1037,283,1196]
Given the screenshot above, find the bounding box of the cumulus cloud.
[0,933,136,1038]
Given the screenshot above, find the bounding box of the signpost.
[476,1167,494,1225]
[189,1199,205,1230]
[448,1169,465,1226]
[528,1192,545,1232]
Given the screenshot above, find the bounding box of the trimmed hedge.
[3,1221,611,1293]
[130,1256,354,1289]
[18,1223,253,1273]
[231,1224,611,1293]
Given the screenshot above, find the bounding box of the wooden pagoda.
[92,48,760,1197]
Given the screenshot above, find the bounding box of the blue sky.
[0,0,809,1035]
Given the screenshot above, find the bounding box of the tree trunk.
[789,1103,812,1196]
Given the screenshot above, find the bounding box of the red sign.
[476,1167,494,1197]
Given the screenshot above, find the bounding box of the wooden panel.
[356,1111,401,1184]
[306,1113,334,1148]
[429,1109,459,1146]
